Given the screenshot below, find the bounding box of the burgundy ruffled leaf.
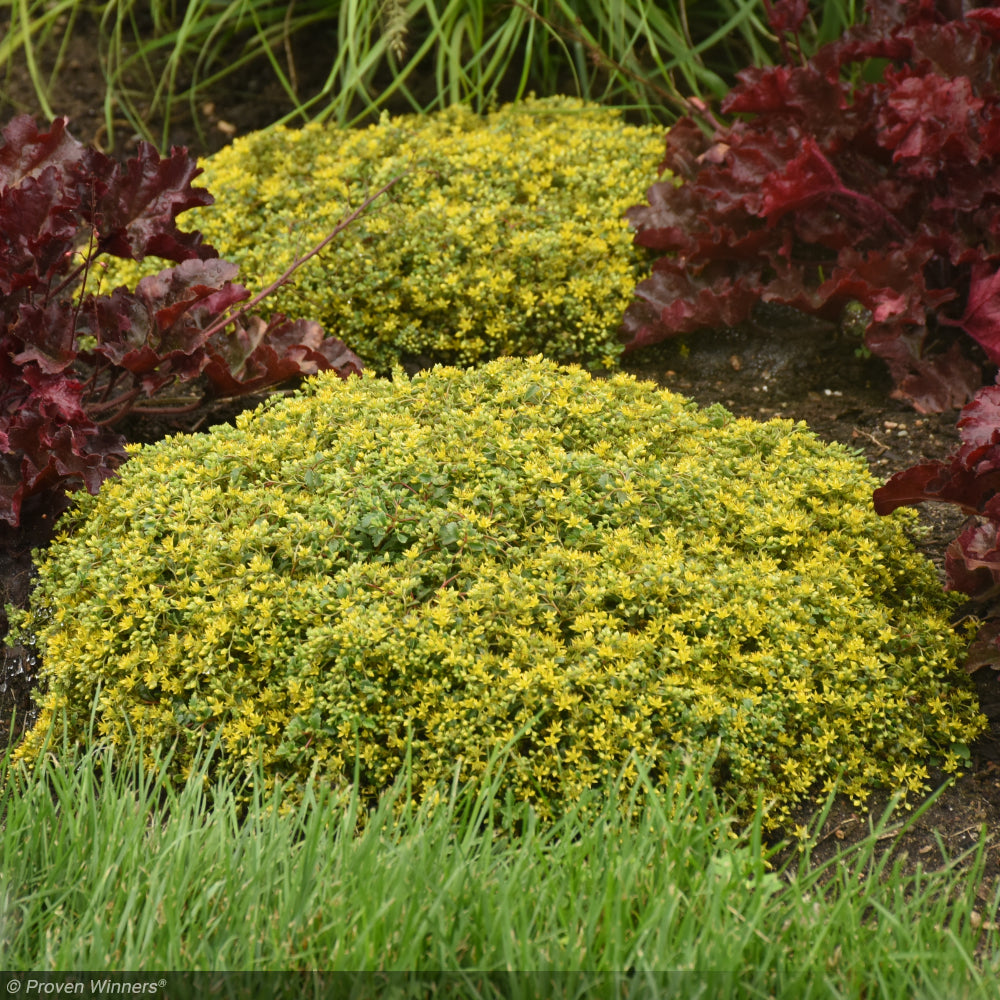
[15,364,89,423]
[11,300,79,375]
[313,334,365,374]
[956,384,1000,451]
[623,263,762,351]
[132,259,247,342]
[656,116,710,180]
[0,115,86,189]
[942,263,1000,364]
[944,518,1000,600]
[705,128,806,218]
[202,316,363,396]
[894,347,983,414]
[961,618,1000,673]
[909,18,995,86]
[966,8,1000,39]
[877,70,984,178]
[91,143,217,263]
[763,0,809,37]
[724,65,844,120]
[0,365,126,526]
[758,138,847,222]
[812,10,911,81]
[626,180,706,253]
[865,324,981,413]
[8,416,126,517]
[75,261,249,398]
[873,457,966,516]
[0,168,80,293]
[820,247,936,322]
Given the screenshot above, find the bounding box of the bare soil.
[3,15,1000,910]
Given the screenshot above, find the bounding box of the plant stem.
[198,174,404,341]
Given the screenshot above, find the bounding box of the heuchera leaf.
[764,0,809,38]
[0,115,86,188]
[201,317,363,397]
[874,384,1000,518]
[11,301,79,375]
[945,519,1000,595]
[0,169,80,293]
[91,143,217,262]
[941,263,1000,364]
[966,8,1000,37]
[623,0,1000,414]
[874,380,1000,668]
[0,368,128,527]
[877,70,985,177]
[961,617,1000,673]
[956,383,1000,451]
[723,65,846,121]
[864,325,980,413]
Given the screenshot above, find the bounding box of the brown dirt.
[3,15,1000,913]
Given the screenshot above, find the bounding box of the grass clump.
[107,97,664,371]
[10,356,986,825]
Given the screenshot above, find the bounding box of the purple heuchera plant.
[0,115,362,527]
[623,0,1000,415]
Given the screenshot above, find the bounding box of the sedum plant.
[109,97,664,372]
[11,357,985,825]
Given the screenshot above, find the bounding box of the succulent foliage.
[111,98,664,372]
[12,357,984,824]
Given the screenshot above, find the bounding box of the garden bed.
[2,8,1000,903]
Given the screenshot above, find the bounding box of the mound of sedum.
[13,357,985,824]
[105,97,664,372]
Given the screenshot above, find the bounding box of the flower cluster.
[108,98,664,371]
[12,357,984,825]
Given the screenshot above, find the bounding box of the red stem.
[48,257,89,304]
[834,184,909,243]
[198,175,403,341]
[123,398,207,417]
[88,385,142,421]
